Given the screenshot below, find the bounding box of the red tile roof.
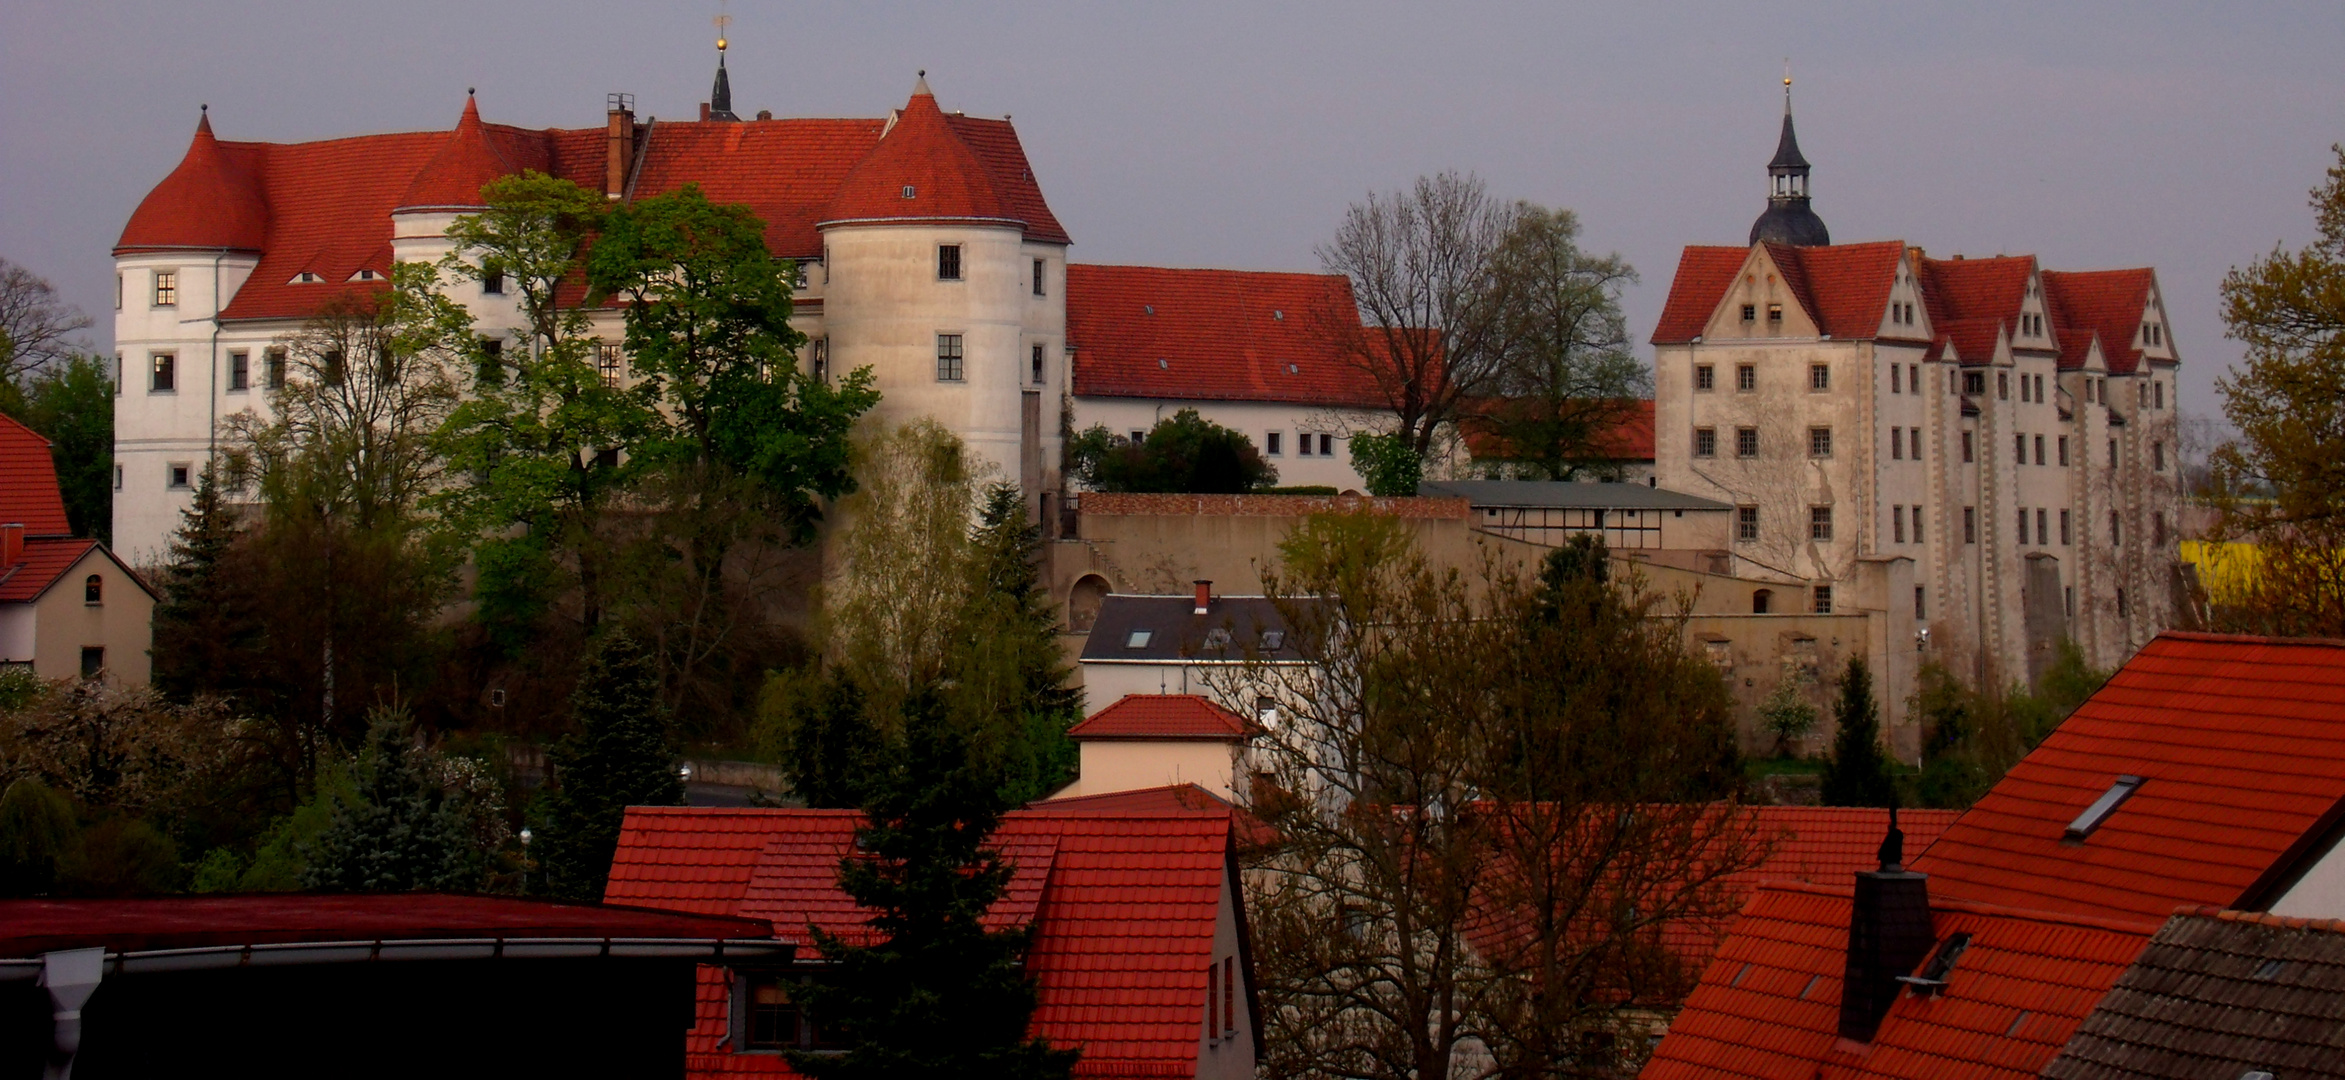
[1069,694,1258,741]
[0,414,71,536]
[2043,268,2158,375]
[1651,246,1750,345]
[609,804,1239,1078]
[393,94,515,211]
[1650,242,1904,346]
[1642,882,2157,1080]
[115,112,270,254]
[1916,632,2345,924]
[1066,263,1388,408]
[0,537,100,603]
[821,86,1013,229]
[0,894,772,958]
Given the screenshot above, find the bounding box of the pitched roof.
[393,94,515,211]
[2043,907,2345,1080]
[1642,882,2157,1080]
[0,894,771,958]
[1066,263,1389,408]
[1069,694,1259,741]
[0,537,101,603]
[1650,242,1904,345]
[1078,594,1309,664]
[609,804,1239,1078]
[1651,246,1751,345]
[1916,632,2345,923]
[0,413,71,536]
[115,112,270,253]
[821,85,1013,229]
[2044,268,2158,375]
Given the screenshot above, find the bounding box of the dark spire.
[1749,73,1830,247]
[707,16,739,123]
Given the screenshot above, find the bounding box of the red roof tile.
[1069,695,1258,741]
[0,893,771,957]
[1643,883,2157,1080]
[115,112,270,253]
[0,414,71,536]
[629,118,883,257]
[1651,242,1904,346]
[1651,246,1751,345]
[1916,632,2345,924]
[393,95,516,211]
[610,804,1239,1078]
[1066,263,1387,407]
[821,85,1015,230]
[2043,268,2158,375]
[0,537,100,603]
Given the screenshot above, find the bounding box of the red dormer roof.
[2043,268,2158,375]
[1069,694,1259,741]
[0,414,71,536]
[1651,242,1905,345]
[1916,632,2345,923]
[394,94,517,212]
[1933,316,2008,368]
[116,111,269,254]
[820,81,1016,232]
[1066,264,1388,408]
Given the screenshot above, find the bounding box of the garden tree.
[436,171,654,638]
[1819,655,1896,807]
[150,464,263,704]
[1911,643,2110,809]
[5,355,115,543]
[1474,206,1649,481]
[1221,524,1756,1079]
[787,691,1078,1080]
[536,629,684,900]
[303,707,495,892]
[224,264,464,770]
[1346,430,1423,497]
[1757,669,1821,758]
[1314,171,1517,458]
[1066,408,1277,493]
[0,778,79,897]
[2209,144,2345,637]
[0,256,92,394]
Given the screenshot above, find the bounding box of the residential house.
[1076,583,1307,709]
[0,415,154,683]
[1051,694,1260,803]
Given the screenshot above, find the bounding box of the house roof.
[1651,242,1904,346]
[1069,694,1259,741]
[2043,268,2159,375]
[1642,882,2158,1080]
[0,413,71,536]
[1651,246,1751,345]
[2042,906,2345,1080]
[393,94,515,212]
[608,804,1240,1078]
[115,111,271,254]
[1078,594,1310,665]
[0,537,101,603]
[1065,263,1389,408]
[1915,632,2345,924]
[820,85,1014,230]
[1417,479,1729,512]
[0,894,772,958]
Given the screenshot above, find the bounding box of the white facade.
[1073,396,1368,492]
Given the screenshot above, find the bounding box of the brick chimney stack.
[1193,580,1212,616]
[1837,808,1934,1045]
[605,93,636,200]
[2,523,22,567]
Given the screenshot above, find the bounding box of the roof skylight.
[1124,629,1152,650]
[2064,775,2144,841]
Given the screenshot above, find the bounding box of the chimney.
[605,93,636,200]
[1838,808,1934,1045]
[1,523,21,567]
[1193,580,1212,616]
[699,102,711,123]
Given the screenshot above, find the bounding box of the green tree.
[1819,655,1896,807]
[536,629,684,900]
[2210,144,2345,636]
[1757,670,1821,758]
[1473,205,1648,481]
[1068,408,1277,493]
[303,707,489,892]
[1346,430,1424,497]
[0,778,80,897]
[150,463,263,703]
[949,484,1081,803]
[6,355,115,543]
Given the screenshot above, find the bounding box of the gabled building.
[0,415,154,683]
[606,796,1259,1079]
[1052,693,1261,803]
[1076,583,1308,708]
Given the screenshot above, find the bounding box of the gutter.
[0,935,788,981]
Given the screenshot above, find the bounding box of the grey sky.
[4,1,2340,417]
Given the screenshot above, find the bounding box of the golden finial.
[714,3,731,51]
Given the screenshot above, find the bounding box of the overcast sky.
[4,1,2339,416]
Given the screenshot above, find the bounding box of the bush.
[1756,671,1820,757]
[1347,431,1424,497]
[1067,409,1276,493]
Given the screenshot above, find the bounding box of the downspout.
[208,247,229,467]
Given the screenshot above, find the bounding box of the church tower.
[1749,75,1830,247]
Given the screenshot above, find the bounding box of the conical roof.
[1769,107,1809,170]
[116,110,269,252]
[395,94,515,212]
[819,78,1015,227]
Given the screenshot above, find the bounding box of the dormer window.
[350,268,381,282]
[902,185,916,199]
[292,272,323,284]
[2065,775,2144,841]
[1202,628,1234,651]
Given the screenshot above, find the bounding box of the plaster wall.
[2272,843,2345,919]
[1053,739,1246,802]
[19,548,154,685]
[0,607,31,665]
[1195,865,1258,1080]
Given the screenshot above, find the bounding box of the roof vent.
[1273,310,1284,320]
[1287,364,1300,374]
[1158,358,1168,369]
[1143,305,1154,315]
[902,185,916,199]
[2064,775,2143,841]
[1895,932,1971,997]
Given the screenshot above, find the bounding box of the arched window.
[1067,575,1111,633]
[84,574,102,604]
[1752,589,1773,615]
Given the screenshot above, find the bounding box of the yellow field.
[2181,540,2261,602]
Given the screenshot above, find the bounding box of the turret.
[1749,75,1831,247]
[116,107,268,255]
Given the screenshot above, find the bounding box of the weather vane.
[714,1,731,52]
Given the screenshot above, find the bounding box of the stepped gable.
[2044,268,2158,374]
[819,79,1018,232]
[1915,632,2345,922]
[0,414,72,537]
[1066,263,1387,408]
[116,111,270,254]
[624,117,885,257]
[394,94,520,212]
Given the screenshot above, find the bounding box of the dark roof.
[2043,907,2345,1080]
[1769,100,1811,170]
[1078,594,1310,664]
[1418,479,1729,511]
[1750,201,1830,248]
[0,894,773,958]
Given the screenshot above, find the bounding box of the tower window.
[2037,508,2048,546]
[1693,428,1717,458]
[936,334,965,381]
[2058,436,2069,466]
[1891,428,1903,460]
[1998,372,2009,400]
[1962,431,1974,463]
[150,353,176,393]
[2035,435,2046,466]
[2016,434,2027,466]
[2153,442,2165,471]
[1963,506,1977,544]
[1808,427,1832,458]
[1964,371,1985,395]
[1809,364,1829,391]
[1033,258,1047,296]
[1809,506,1833,542]
[2061,509,2072,546]
[1735,427,1759,458]
[1031,343,1045,384]
[1915,586,1926,620]
[152,270,177,307]
[1913,505,1924,544]
[1891,365,1902,394]
[937,245,962,281]
[1893,505,1906,544]
[1736,364,1756,392]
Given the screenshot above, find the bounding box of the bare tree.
[0,257,95,386]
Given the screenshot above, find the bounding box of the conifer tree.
[537,629,683,899]
[954,484,1081,803]
[1820,655,1897,807]
[150,463,261,703]
[303,707,486,892]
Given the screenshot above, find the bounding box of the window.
[1031,343,1045,384]
[1693,428,1716,458]
[594,447,620,470]
[150,353,176,392]
[1207,963,1219,1039]
[2060,509,2072,546]
[1961,431,1974,463]
[2152,442,2165,471]
[1812,585,1833,614]
[2058,436,2069,466]
[1808,427,1832,458]
[2111,510,2122,546]
[1964,371,1985,395]
[84,575,103,605]
[1915,586,1926,620]
[2155,381,2165,408]
[1736,364,1756,391]
[2015,433,2027,466]
[1297,434,1312,457]
[935,334,964,381]
[735,973,842,1052]
[1202,627,1234,651]
[482,267,505,295]
[2037,508,2048,546]
[2064,775,2144,841]
[1998,372,2009,400]
[229,351,250,391]
[1224,956,1237,1037]
[1893,505,1906,544]
[1752,589,1772,614]
[2018,508,2030,545]
[1735,427,1758,458]
[1909,364,1919,392]
[79,647,105,680]
[597,344,624,387]
[113,465,122,491]
[1695,364,1715,391]
[2035,435,2046,466]
[1737,506,1759,542]
[168,463,192,489]
[1033,258,1046,296]
[937,244,962,281]
[152,270,177,307]
[1809,505,1833,542]
[1891,428,1903,460]
[115,273,123,310]
[1964,506,1977,544]
[1766,303,1783,323]
[2019,375,2030,403]
[1319,433,1333,456]
[2117,588,2128,617]
[1740,304,1756,323]
[112,353,121,396]
[2154,513,2167,546]
[1891,365,1902,393]
[267,347,288,389]
[1912,507,1924,544]
[2066,586,2076,618]
[1125,629,1152,649]
[1267,432,1283,456]
[811,338,829,382]
[1809,364,1829,391]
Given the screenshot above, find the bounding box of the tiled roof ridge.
[2189,905,2345,934]
[393,94,517,211]
[2153,628,2345,650]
